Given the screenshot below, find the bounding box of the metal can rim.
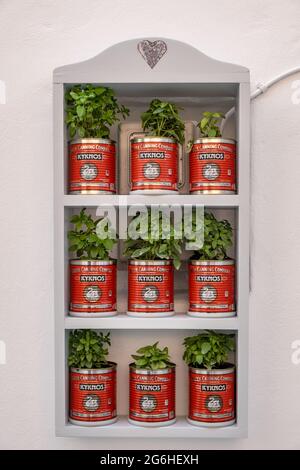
[132,136,176,144]
[129,259,172,266]
[70,138,115,145]
[190,259,235,266]
[192,138,236,145]
[70,259,117,266]
[129,362,176,374]
[71,362,117,374]
[189,364,235,375]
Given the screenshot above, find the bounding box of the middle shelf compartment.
[63,204,238,320]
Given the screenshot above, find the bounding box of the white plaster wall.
[0,0,300,450]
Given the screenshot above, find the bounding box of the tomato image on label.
[80,163,98,180]
[83,394,100,411]
[140,395,157,412]
[200,285,217,302]
[205,395,222,412]
[202,163,220,180]
[143,162,161,179]
[84,285,101,302]
[142,285,159,302]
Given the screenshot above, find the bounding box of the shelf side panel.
[236,82,250,437]
[54,83,68,435]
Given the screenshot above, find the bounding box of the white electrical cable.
[220,66,300,132]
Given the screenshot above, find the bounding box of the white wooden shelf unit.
[54,38,250,439]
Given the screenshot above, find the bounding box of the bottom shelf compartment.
[57,330,245,438]
[58,416,243,438]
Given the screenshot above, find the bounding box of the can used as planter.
[69,363,117,426]
[130,137,178,194]
[188,260,235,318]
[69,260,117,317]
[129,363,176,427]
[188,365,235,427]
[69,138,116,194]
[127,260,174,317]
[189,138,236,194]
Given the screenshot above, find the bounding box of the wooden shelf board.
[64,313,238,330]
[57,416,244,438]
[63,194,240,208]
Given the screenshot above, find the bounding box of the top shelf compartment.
[61,92,238,197]
[56,40,249,200]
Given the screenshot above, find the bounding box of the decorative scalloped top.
[54,38,249,84]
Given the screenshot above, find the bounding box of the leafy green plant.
[141,99,185,144]
[68,208,117,260]
[65,84,129,139]
[189,212,233,260]
[68,330,111,369]
[197,111,224,138]
[183,331,235,370]
[123,209,183,269]
[132,342,172,370]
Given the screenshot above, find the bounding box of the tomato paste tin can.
[69,138,116,194]
[127,260,174,317]
[69,363,117,426]
[188,260,235,318]
[130,137,178,194]
[129,363,176,427]
[189,138,236,194]
[188,365,235,427]
[69,260,117,317]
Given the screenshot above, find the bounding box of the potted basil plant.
[65,84,129,194]
[188,211,235,318]
[69,329,117,426]
[189,111,236,194]
[130,99,185,194]
[123,209,182,317]
[129,342,176,427]
[183,330,235,427]
[68,208,117,317]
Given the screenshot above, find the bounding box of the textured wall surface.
[1,0,300,450]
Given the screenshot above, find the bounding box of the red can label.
[69,141,116,193]
[189,262,235,314]
[131,140,178,192]
[70,367,116,423]
[189,141,236,193]
[70,262,116,314]
[128,262,174,313]
[129,367,175,423]
[189,368,235,424]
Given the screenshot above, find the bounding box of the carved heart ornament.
[137,40,167,69]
